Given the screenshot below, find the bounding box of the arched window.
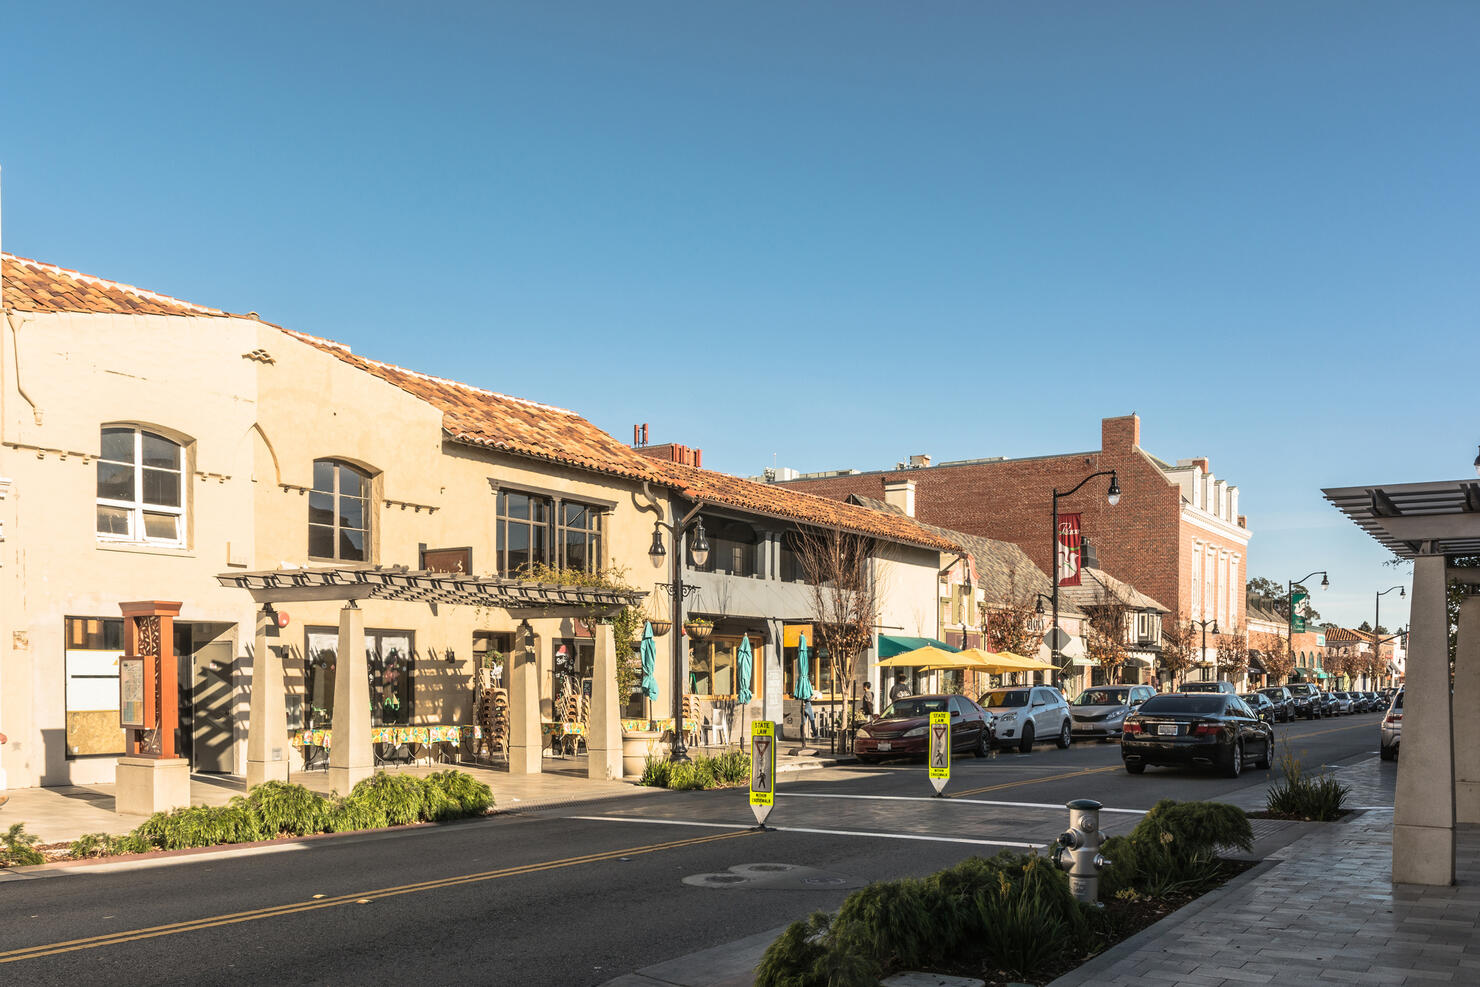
[97,426,185,546]
[310,459,371,561]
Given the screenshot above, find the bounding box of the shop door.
[192,639,235,773]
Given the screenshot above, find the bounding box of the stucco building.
[0,251,954,791]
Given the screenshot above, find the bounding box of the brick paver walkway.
[1054,757,1480,986]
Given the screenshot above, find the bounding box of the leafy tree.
[1357,620,1372,632]
[1158,612,1198,686]
[1252,631,1295,683]
[1081,601,1132,683]
[1247,575,1321,623]
[796,528,880,750]
[1216,632,1250,682]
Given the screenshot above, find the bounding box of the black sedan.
[1122,693,1274,778]
[1257,686,1296,723]
[854,694,992,763]
[1240,692,1278,723]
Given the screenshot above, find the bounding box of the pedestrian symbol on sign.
[749,720,777,827]
[927,711,950,795]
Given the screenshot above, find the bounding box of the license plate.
[877,742,891,751]
[1157,724,1178,736]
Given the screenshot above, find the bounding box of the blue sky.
[5,2,1477,629]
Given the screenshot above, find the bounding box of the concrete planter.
[622,730,663,777]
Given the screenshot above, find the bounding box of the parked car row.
[853,681,1399,766]
[1380,689,1403,761]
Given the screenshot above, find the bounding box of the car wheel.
[1380,745,1397,762]
[973,730,988,758]
[1018,723,1035,754]
[1255,741,1272,770]
[1223,741,1244,778]
[1056,721,1072,749]
[1125,761,1146,775]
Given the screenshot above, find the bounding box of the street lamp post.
[1051,471,1120,689]
[647,507,711,761]
[1191,617,1219,682]
[1374,585,1406,688]
[1286,570,1329,686]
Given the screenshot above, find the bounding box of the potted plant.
[648,619,672,637]
[684,616,714,640]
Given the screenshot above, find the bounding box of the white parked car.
[978,685,1073,753]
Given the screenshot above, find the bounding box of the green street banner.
[1291,591,1308,633]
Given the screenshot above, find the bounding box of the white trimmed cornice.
[1181,507,1251,544]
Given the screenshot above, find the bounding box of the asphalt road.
[0,712,1385,987]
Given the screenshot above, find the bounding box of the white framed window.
[1192,543,1203,618]
[96,426,185,547]
[1204,548,1215,623]
[1219,553,1231,626]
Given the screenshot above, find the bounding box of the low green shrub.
[1,822,45,867]
[638,750,750,790]
[64,770,493,858]
[422,769,494,821]
[1265,747,1350,821]
[1100,799,1252,898]
[244,780,331,836]
[756,850,1090,987]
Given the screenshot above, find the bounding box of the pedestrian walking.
[800,694,818,741]
[861,682,875,717]
[889,673,911,703]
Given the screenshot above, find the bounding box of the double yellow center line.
[1,829,752,964]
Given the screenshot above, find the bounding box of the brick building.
[778,414,1252,639]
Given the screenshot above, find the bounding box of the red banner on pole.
[1057,513,1082,587]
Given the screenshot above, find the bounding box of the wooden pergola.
[217,565,645,788]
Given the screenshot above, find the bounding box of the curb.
[1044,856,1282,987]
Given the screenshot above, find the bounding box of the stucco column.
[507,621,543,774]
[588,622,622,780]
[762,618,785,726]
[246,605,289,787]
[328,602,372,793]
[1454,596,1480,823]
[1393,552,1455,885]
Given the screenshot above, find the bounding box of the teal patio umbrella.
[795,633,814,700]
[736,633,754,746]
[640,622,659,724]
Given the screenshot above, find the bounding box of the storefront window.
[64,617,127,757]
[691,519,760,577]
[778,531,808,583]
[305,627,415,727]
[784,644,835,697]
[552,638,594,715]
[687,635,759,698]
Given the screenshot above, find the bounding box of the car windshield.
[1137,695,1227,715]
[979,690,1030,708]
[882,697,948,718]
[1258,689,1284,697]
[1240,694,1262,704]
[1074,689,1130,707]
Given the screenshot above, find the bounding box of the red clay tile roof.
[2,252,240,318]
[648,459,958,551]
[5,251,952,550]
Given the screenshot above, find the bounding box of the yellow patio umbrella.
[955,648,1057,673]
[877,645,961,668]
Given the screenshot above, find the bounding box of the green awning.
[878,634,960,658]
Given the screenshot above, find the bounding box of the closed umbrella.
[794,633,814,700]
[736,634,754,746]
[640,622,659,725]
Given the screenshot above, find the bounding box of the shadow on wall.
[38,727,73,787]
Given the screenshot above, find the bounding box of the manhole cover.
[701,874,747,884]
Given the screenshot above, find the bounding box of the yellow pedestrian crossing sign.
[928,711,950,795]
[750,720,776,826]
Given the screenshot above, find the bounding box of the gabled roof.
[1058,567,1169,614]
[656,461,956,552]
[6,250,955,552]
[2,252,241,318]
[281,329,661,483]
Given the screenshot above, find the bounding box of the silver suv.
[978,685,1073,753]
[1380,689,1403,761]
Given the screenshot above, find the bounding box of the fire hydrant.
[1052,798,1110,905]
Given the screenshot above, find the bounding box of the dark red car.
[853,694,993,764]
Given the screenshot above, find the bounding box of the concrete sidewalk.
[1053,756,1480,986]
[1,746,850,845]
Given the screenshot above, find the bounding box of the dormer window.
[96,427,185,546]
[310,460,370,562]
